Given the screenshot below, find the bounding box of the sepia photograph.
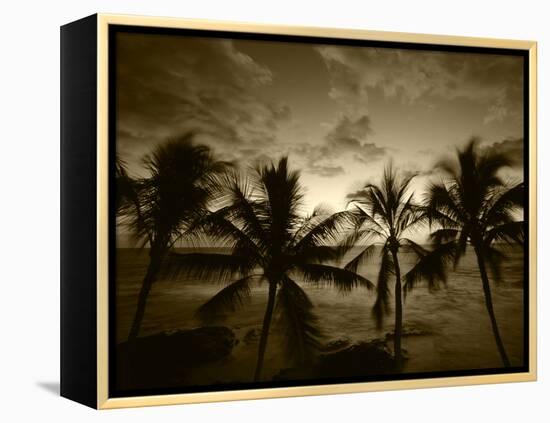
[111,26,528,396]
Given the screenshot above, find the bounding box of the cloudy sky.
[115,31,524,215]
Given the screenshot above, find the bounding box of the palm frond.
[382,163,399,216]
[350,204,389,238]
[337,226,381,251]
[483,183,524,227]
[424,182,464,228]
[276,276,322,363]
[396,172,416,205]
[196,275,255,322]
[126,134,230,248]
[293,210,358,251]
[161,252,254,284]
[221,171,270,250]
[344,243,377,274]
[296,263,375,293]
[256,157,304,251]
[429,228,459,245]
[293,245,341,265]
[347,166,422,243]
[482,245,507,284]
[327,226,380,268]
[485,221,524,246]
[189,208,263,260]
[403,239,457,296]
[432,138,518,227]
[360,184,389,225]
[398,204,428,236]
[478,146,513,189]
[454,227,470,268]
[115,156,139,214]
[291,205,330,242]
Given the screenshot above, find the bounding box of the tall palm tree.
[344,164,426,367]
[121,134,230,342]
[163,157,373,381]
[405,138,524,367]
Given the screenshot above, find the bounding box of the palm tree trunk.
[254,281,278,382]
[473,245,511,367]
[127,253,161,342]
[391,250,403,368]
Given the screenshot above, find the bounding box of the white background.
[0,0,546,421]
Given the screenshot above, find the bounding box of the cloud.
[288,114,387,177]
[326,115,386,163]
[345,187,370,201]
[316,46,523,124]
[308,164,345,177]
[116,32,291,173]
[283,113,388,177]
[483,137,524,168]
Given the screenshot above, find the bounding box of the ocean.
[115,245,525,384]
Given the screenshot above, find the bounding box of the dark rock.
[320,338,352,353]
[274,339,396,381]
[243,328,261,345]
[116,326,236,391]
[385,326,431,340]
[317,340,395,378]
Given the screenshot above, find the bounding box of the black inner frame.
[108,24,531,399]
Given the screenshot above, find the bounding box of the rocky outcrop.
[115,326,236,391]
[243,328,261,345]
[317,340,395,377]
[274,339,396,381]
[384,326,431,340]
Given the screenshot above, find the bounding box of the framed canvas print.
[60,14,537,409]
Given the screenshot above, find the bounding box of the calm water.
[115,246,525,383]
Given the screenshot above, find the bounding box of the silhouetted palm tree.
[345,164,426,367]
[122,134,230,342]
[163,157,373,381]
[115,156,137,214]
[405,138,524,367]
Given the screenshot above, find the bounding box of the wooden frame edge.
[528,41,537,382]
[97,13,109,409]
[99,372,536,409]
[97,13,536,49]
[95,13,538,409]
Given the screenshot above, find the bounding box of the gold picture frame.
[61,13,537,409]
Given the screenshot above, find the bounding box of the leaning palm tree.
[121,134,230,342]
[405,138,524,367]
[344,164,426,367]
[163,157,373,381]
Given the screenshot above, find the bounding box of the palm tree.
[121,134,230,342]
[344,164,426,367]
[406,138,524,367]
[115,156,139,215]
[163,157,373,381]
